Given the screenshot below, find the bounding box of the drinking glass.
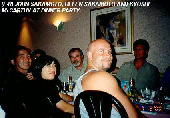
[141,87,151,100]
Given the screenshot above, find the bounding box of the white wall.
[31,1,170,73]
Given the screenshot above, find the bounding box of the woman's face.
[41,61,56,80]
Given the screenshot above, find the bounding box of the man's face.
[14,49,32,74]
[91,42,113,71]
[70,50,83,67]
[134,44,147,59]
[41,61,56,80]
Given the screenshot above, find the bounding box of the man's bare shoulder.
[86,71,115,80]
[82,71,119,92]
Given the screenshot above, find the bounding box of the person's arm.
[59,92,73,102]
[56,100,74,114]
[82,71,138,118]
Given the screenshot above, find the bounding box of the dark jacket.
[1,70,33,118]
[26,79,71,118]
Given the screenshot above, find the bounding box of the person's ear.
[87,51,92,60]
[11,60,15,65]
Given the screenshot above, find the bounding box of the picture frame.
[90,5,133,54]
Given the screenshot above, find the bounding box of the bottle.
[158,86,164,104]
[68,76,74,92]
[129,78,134,96]
[63,82,67,93]
[129,78,138,101]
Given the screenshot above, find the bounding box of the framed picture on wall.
[90,5,133,54]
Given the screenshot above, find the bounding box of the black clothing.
[26,79,72,118]
[2,69,71,118]
[1,70,33,118]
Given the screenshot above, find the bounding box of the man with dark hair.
[116,39,160,92]
[1,45,32,118]
[133,39,150,59]
[59,48,87,82]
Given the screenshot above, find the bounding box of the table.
[133,97,170,118]
[143,111,170,118]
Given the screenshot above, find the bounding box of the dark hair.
[11,45,31,61]
[31,49,46,58]
[133,39,150,51]
[68,48,83,58]
[31,55,60,79]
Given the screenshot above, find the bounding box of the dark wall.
[0,13,21,86]
[0,12,42,86]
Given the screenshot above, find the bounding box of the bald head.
[88,39,110,52]
[87,39,113,71]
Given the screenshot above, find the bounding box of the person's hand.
[26,72,35,80]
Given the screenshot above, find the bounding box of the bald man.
[74,39,140,118]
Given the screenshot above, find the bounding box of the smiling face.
[88,39,113,71]
[14,49,32,74]
[41,61,56,80]
[70,50,84,67]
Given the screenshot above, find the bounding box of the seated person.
[59,48,87,82]
[116,39,160,92]
[29,55,74,117]
[74,39,145,118]
[1,45,32,118]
